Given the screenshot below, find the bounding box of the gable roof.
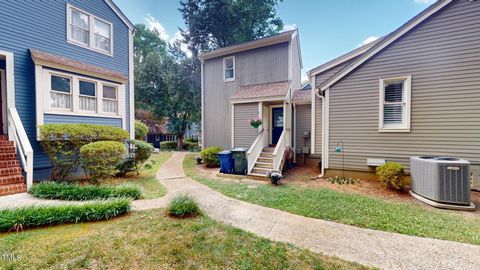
[199,30,297,61]
[104,0,135,31]
[314,0,453,92]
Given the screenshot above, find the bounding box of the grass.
[103,152,172,199]
[184,154,480,245]
[0,210,368,270]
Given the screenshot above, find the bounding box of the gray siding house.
[308,0,480,178]
[200,30,308,177]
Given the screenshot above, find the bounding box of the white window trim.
[102,84,119,115]
[66,3,114,56]
[42,69,125,120]
[78,79,98,113]
[378,76,411,132]
[49,73,73,111]
[223,56,235,82]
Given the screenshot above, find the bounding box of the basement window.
[379,76,411,132]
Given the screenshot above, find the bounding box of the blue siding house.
[0,0,135,193]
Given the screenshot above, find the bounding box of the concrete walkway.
[133,152,480,270]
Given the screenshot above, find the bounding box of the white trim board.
[103,0,135,30]
[269,104,284,145]
[319,0,452,91]
[128,28,135,139]
[0,69,7,134]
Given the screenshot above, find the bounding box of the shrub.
[0,199,131,232]
[376,162,407,190]
[160,141,178,151]
[200,146,222,167]
[135,120,149,140]
[39,124,129,181]
[80,141,126,180]
[29,182,141,200]
[184,137,198,143]
[183,141,198,151]
[166,195,201,218]
[117,140,154,176]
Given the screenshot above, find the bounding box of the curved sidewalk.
[133,152,480,270]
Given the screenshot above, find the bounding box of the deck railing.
[8,108,33,189]
[246,127,268,174]
[272,130,286,171]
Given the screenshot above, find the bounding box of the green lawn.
[103,152,171,199]
[184,155,480,245]
[0,210,368,270]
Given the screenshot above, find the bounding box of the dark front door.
[271,107,284,145]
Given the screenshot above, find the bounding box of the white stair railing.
[246,128,268,174]
[272,130,286,171]
[8,108,33,190]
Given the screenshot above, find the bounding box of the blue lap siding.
[0,0,131,178]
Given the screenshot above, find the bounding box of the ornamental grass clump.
[166,195,201,218]
[376,162,407,191]
[80,141,126,181]
[0,199,131,232]
[200,146,222,167]
[29,182,141,201]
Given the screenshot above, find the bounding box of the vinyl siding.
[234,103,259,148]
[203,42,289,149]
[291,35,302,91]
[327,0,480,172]
[295,104,311,152]
[314,96,322,155]
[0,0,131,176]
[44,114,122,127]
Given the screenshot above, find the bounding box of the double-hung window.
[50,75,72,110]
[102,85,118,114]
[67,4,113,55]
[379,76,411,132]
[79,80,97,112]
[223,56,235,82]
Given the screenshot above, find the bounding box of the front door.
[271,107,284,145]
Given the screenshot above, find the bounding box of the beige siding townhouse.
[308,0,480,179]
[200,30,308,177]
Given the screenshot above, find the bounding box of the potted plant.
[266,170,283,185]
[250,116,262,128]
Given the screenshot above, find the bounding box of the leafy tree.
[179,0,284,55]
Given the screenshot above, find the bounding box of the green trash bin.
[231,147,248,175]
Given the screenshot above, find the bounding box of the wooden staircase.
[0,135,26,196]
[248,146,275,178]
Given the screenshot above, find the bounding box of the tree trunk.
[177,134,184,151]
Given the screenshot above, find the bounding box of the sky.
[113,0,437,81]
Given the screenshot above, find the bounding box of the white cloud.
[145,14,169,41]
[414,0,436,4]
[357,36,379,47]
[171,31,192,58]
[281,24,297,32]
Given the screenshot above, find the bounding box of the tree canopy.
[179,0,284,55]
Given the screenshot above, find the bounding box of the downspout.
[315,87,325,179]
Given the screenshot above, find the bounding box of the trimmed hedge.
[0,199,131,232]
[39,124,129,181]
[160,141,177,151]
[376,162,407,191]
[183,141,198,151]
[29,182,142,201]
[135,120,149,140]
[80,141,126,180]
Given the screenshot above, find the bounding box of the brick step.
[0,153,16,161]
[0,183,27,196]
[0,140,14,146]
[0,146,16,153]
[0,166,23,176]
[0,174,24,186]
[0,135,9,141]
[0,160,19,168]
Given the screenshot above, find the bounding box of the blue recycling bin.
[218,150,233,174]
